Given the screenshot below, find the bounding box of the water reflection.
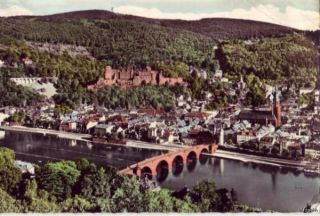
[0,131,163,169]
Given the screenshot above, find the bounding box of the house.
[107,115,128,127]
[59,121,77,132]
[259,136,276,149]
[22,57,33,66]
[236,130,257,144]
[214,69,223,79]
[94,124,114,138]
[14,160,35,175]
[137,108,166,117]
[184,112,209,122]
[0,113,9,126]
[305,144,320,159]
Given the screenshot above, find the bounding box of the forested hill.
[0,12,214,68]
[14,10,296,40]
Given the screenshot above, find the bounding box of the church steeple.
[273,87,282,127]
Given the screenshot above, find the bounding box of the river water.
[0,131,319,212]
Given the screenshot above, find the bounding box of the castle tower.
[273,87,282,127]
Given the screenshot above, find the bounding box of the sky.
[0,0,319,30]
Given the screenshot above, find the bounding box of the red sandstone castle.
[88,66,186,90]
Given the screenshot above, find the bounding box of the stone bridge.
[119,143,217,179]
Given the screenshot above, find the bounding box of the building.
[59,121,77,132]
[236,130,257,144]
[239,87,282,127]
[88,66,186,90]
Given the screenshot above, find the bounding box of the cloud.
[114,4,319,30]
[0,5,33,17]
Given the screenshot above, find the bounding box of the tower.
[273,87,282,127]
[219,127,224,146]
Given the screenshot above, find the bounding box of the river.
[0,131,319,212]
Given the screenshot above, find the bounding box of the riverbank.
[1,125,185,151]
[0,126,92,141]
[206,149,310,169]
[1,125,318,170]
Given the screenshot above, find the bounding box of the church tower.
[273,87,282,127]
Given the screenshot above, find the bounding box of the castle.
[88,66,186,90]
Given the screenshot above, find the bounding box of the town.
[0,4,319,212]
[1,58,319,175]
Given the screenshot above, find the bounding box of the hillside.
[23,10,297,40]
[216,34,319,88]
[0,10,317,109]
[0,15,214,68]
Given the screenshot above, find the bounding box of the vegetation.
[0,147,259,213]
[154,61,189,78]
[0,17,214,68]
[0,68,43,107]
[216,34,318,89]
[16,10,296,41]
[297,93,313,107]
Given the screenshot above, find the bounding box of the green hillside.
[0,17,214,68]
[216,34,319,88]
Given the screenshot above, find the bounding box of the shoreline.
[0,125,92,141]
[207,149,311,170]
[1,125,318,171]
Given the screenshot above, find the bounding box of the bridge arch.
[156,160,169,182]
[187,151,197,161]
[172,155,184,176]
[186,151,197,172]
[141,166,153,179]
[199,148,209,165]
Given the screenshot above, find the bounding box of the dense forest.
[19,10,296,40]
[0,147,259,213]
[216,34,319,88]
[0,17,214,68]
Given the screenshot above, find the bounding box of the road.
[0,125,92,141]
[205,150,311,169]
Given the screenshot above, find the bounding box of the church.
[239,88,282,128]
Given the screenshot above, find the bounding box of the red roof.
[185,112,209,119]
[137,108,165,116]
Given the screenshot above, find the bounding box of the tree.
[74,159,111,201]
[144,189,174,212]
[20,179,60,213]
[110,175,144,212]
[0,148,22,193]
[173,196,199,213]
[61,196,94,213]
[215,188,233,212]
[36,161,80,201]
[0,188,22,213]
[191,180,219,212]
